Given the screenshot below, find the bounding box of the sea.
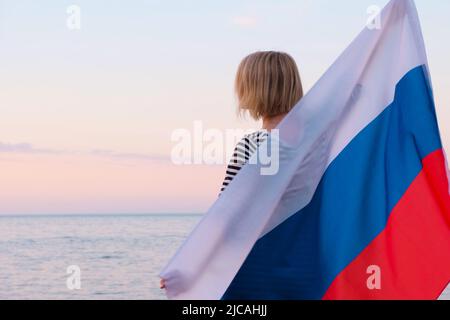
[0,214,200,300]
[0,214,448,300]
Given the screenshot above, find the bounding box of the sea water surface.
[0,214,200,300]
[0,214,448,300]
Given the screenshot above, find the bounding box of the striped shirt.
[220,131,268,193]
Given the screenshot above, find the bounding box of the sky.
[0,0,449,214]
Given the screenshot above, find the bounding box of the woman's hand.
[159,278,166,289]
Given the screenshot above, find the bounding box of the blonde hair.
[235,51,303,120]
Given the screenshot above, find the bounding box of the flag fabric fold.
[160,0,450,300]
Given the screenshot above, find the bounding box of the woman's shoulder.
[231,130,268,163]
[242,130,269,145]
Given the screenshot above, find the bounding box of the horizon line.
[0,212,204,218]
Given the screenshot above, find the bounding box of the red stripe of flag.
[323,149,450,300]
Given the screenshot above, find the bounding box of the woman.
[160,50,303,290]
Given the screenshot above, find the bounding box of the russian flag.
[161,0,450,300]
